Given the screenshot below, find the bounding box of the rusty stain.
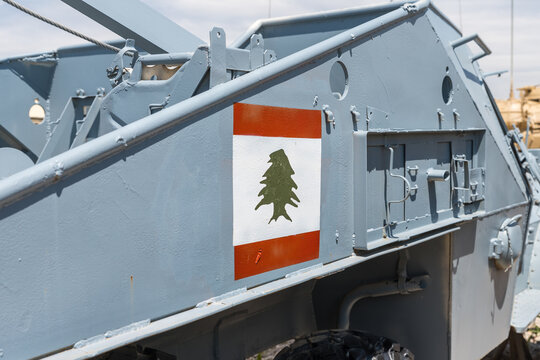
[255,249,263,264]
[130,275,134,285]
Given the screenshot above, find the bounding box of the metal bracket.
[209,28,278,88]
[452,154,485,204]
[71,95,104,148]
[107,39,139,87]
[249,34,264,70]
[323,105,335,127]
[366,106,374,123]
[397,250,409,294]
[38,96,98,162]
[350,105,361,123]
[349,104,388,129]
[452,155,470,190]
[264,49,277,65]
[453,109,460,122]
[437,109,444,122]
[407,165,419,177]
[210,27,228,88]
[407,166,420,195]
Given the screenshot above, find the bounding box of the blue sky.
[0,0,537,99]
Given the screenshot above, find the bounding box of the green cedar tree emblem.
[255,149,300,223]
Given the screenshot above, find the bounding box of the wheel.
[273,329,414,360]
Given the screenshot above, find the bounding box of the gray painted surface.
[0,1,539,359]
[513,289,540,333]
[451,213,523,360]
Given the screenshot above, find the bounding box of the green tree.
[255,149,300,223]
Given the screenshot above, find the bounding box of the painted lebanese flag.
[233,103,321,280]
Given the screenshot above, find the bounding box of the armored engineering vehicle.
[1,0,540,359]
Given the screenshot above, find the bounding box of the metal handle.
[388,147,412,204]
[450,33,491,62]
[385,146,411,230]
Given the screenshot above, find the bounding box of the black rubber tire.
[273,329,414,360]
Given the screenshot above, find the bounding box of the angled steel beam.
[60,0,204,54]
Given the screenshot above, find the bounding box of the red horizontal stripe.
[234,231,320,280]
[233,103,321,139]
